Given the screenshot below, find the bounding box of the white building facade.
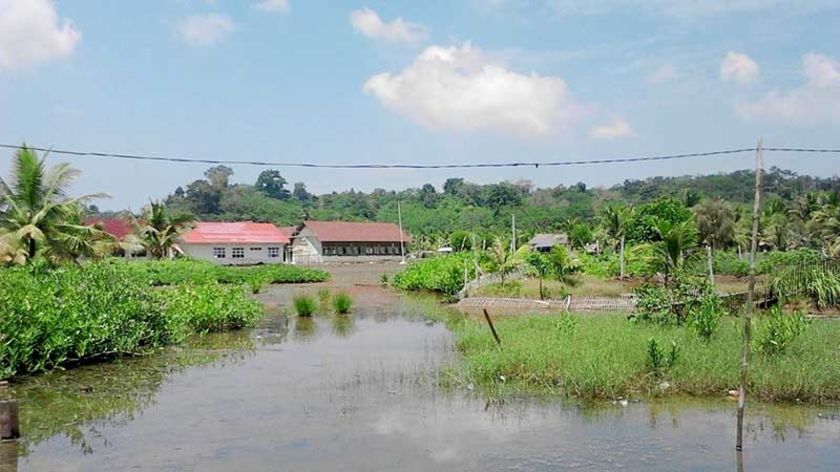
[180,222,290,265]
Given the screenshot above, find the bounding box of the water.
[3,266,839,471]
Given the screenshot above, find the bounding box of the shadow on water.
[4,264,840,471]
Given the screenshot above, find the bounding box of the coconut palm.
[654,219,699,278]
[490,238,519,285]
[128,201,195,259]
[599,203,633,279]
[0,146,109,265]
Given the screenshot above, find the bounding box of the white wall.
[291,227,322,264]
[181,243,287,265]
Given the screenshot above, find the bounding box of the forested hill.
[95,166,839,244]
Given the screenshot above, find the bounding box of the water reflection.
[5,277,840,472]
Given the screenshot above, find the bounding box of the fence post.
[0,401,19,441]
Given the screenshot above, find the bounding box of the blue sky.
[0,0,839,209]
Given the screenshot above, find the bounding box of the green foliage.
[332,292,353,314]
[688,294,724,341]
[0,262,260,379]
[380,273,389,286]
[453,313,840,401]
[758,248,823,274]
[568,223,593,249]
[247,276,267,294]
[449,231,472,251]
[633,275,716,325]
[626,198,693,243]
[770,260,840,308]
[393,253,484,296]
[646,338,679,375]
[712,251,749,277]
[109,259,328,286]
[255,169,290,200]
[524,246,580,299]
[161,284,262,333]
[293,293,317,317]
[127,201,195,260]
[756,307,810,355]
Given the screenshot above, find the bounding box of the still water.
[3,266,839,471]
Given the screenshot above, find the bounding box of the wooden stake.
[483,309,502,348]
[0,441,18,472]
[737,138,763,451]
[0,401,19,440]
[707,244,715,285]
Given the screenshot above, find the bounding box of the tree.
[255,170,290,200]
[443,178,464,196]
[292,182,314,203]
[204,165,233,191]
[185,179,223,215]
[450,230,472,251]
[128,201,195,259]
[600,203,634,278]
[525,246,579,300]
[490,239,518,285]
[694,199,735,281]
[654,219,699,278]
[569,222,593,250]
[0,146,110,265]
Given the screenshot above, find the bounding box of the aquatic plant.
[107,258,329,287]
[293,293,317,317]
[755,307,810,355]
[393,253,486,296]
[247,276,267,294]
[647,338,679,376]
[332,292,353,314]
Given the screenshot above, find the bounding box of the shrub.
[332,292,353,314]
[770,263,840,309]
[647,338,679,376]
[757,249,823,274]
[293,293,317,317]
[688,294,724,341]
[449,231,473,252]
[0,262,262,379]
[755,307,810,355]
[106,259,329,287]
[247,276,267,294]
[393,253,486,296]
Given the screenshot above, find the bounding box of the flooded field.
[3,264,839,471]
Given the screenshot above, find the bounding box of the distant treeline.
[87,166,840,247]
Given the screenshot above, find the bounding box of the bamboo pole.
[482,309,502,347]
[737,138,763,451]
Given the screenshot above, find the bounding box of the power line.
[0,143,838,170]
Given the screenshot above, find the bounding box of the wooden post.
[0,401,19,440]
[737,138,763,451]
[619,235,626,280]
[707,244,715,285]
[0,441,17,472]
[482,309,502,348]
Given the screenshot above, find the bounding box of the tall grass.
[452,313,840,402]
[332,292,353,314]
[293,293,317,317]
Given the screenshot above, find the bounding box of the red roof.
[85,218,132,240]
[278,226,298,238]
[182,222,290,245]
[302,220,410,243]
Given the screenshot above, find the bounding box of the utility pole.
[737,138,763,451]
[397,201,406,265]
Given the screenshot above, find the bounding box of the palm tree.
[490,238,518,285]
[525,245,579,300]
[694,199,735,283]
[654,219,699,280]
[812,192,840,256]
[0,146,109,265]
[599,203,633,279]
[128,201,195,259]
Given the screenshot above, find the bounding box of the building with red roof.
[180,222,291,265]
[291,220,410,264]
[84,217,133,241]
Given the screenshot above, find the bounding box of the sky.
[0,0,839,210]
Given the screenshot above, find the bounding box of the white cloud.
[647,64,679,84]
[363,42,582,136]
[738,53,840,124]
[254,0,289,13]
[177,14,235,46]
[589,116,635,140]
[720,51,760,84]
[0,0,81,70]
[350,8,427,44]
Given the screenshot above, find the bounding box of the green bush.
[647,338,679,376]
[755,307,810,355]
[688,294,724,341]
[393,253,486,296]
[332,292,353,314]
[0,263,262,379]
[293,293,317,317]
[106,259,329,286]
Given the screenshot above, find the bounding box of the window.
[250,247,263,251]
[213,247,226,258]
[268,247,281,258]
[232,247,245,259]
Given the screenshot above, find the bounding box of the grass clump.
[452,312,840,402]
[293,293,317,317]
[332,292,353,314]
